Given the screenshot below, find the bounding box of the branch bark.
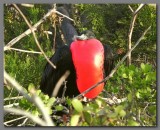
[12,4,57,69]
[4,70,54,126]
[127,4,145,66]
[9,48,42,54]
[4,107,47,126]
[4,6,74,51]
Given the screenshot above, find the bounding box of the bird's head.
[73,30,96,41]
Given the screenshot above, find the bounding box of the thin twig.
[9,48,42,54]
[128,5,134,12]
[127,4,145,65]
[55,10,74,22]
[4,116,27,125]
[4,96,23,101]
[52,70,70,97]
[4,103,19,108]
[4,107,46,126]
[75,26,151,99]
[12,4,57,69]
[17,118,29,126]
[29,88,54,126]
[21,4,34,8]
[4,70,54,126]
[134,4,145,15]
[4,70,32,102]
[4,6,74,51]
[98,96,127,105]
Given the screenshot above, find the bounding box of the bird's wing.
[40,45,73,97]
[103,44,114,77]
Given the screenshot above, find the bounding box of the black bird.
[40,7,114,99]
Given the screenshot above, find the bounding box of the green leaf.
[107,113,118,118]
[70,114,80,126]
[122,73,127,78]
[72,99,83,113]
[115,105,124,114]
[55,105,63,111]
[127,120,139,126]
[136,91,140,98]
[141,63,152,73]
[140,63,145,70]
[28,83,35,91]
[128,93,132,102]
[119,110,126,117]
[83,111,92,125]
[47,97,56,107]
[66,98,72,106]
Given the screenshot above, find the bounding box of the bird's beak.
[74,34,88,40]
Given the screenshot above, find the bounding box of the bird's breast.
[70,39,104,99]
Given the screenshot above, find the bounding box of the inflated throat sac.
[70,39,104,99]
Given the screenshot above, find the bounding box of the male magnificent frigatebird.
[40,7,114,99]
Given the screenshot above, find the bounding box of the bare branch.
[4,116,27,125]
[12,4,57,69]
[29,88,54,126]
[4,107,46,126]
[4,96,23,101]
[21,4,34,8]
[127,4,145,65]
[134,4,145,15]
[75,26,151,99]
[17,118,29,126]
[4,70,54,126]
[4,6,74,51]
[4,103,19,108]
[98,96,127,105]
[52,70,70,97]
[9,48,42,54]
[55,10,74,21]
[4,70,31,102]
[128,5,134,12]
[4,8,55,51]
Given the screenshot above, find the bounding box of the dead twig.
[4,96,23,101]
[52,70,70,97]
[4,6,74,51]
[4,70,54,126]
[9,48,42,54]
[17,118,29,126]
[21,4,34,8]
[4,107,46,126]
[4,103,19,108]
[12,4,56,69]
[75,26,151,99]
[4,116,27,125]
[127,4,145,65]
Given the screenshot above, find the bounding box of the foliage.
[4,4,156,126]
[74,4,156,64]
[19,84,56,116]
[68,64,156,126]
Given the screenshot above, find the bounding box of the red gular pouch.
[70,39,104,99]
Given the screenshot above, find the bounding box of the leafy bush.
[4,4,156,126]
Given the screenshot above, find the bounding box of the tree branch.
[75,26,151,99]
[4,96,23,101]
[127,4,145,65]
[4,116,27,125]
[12,4,57,69]
[4,70,54,126]
[4,6,74,51]
[9,48,42,54]
[4,107,46,126]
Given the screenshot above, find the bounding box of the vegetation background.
[4,4,156,126]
